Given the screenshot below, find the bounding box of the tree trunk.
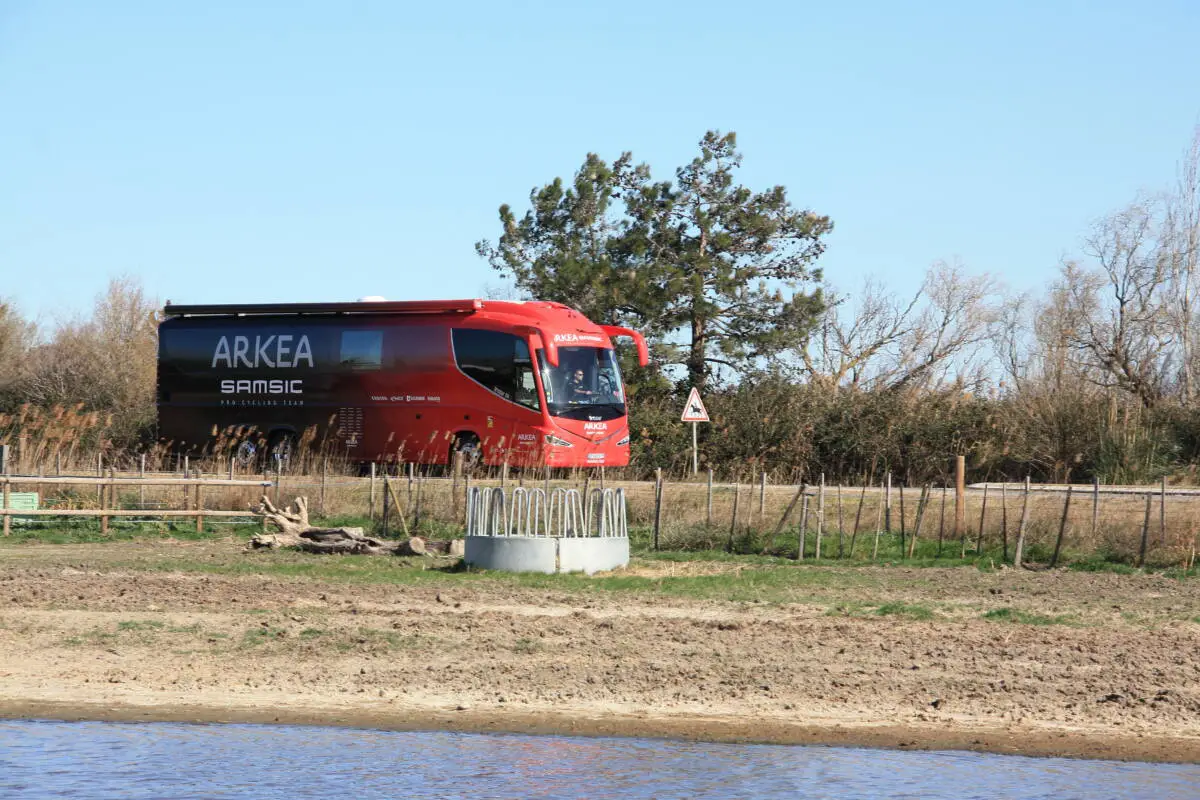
[689,310,707,392]
[250,496,461,557]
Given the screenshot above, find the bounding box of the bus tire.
[450,432,481,469]
[267,430,298,472]
[232,439,259,469]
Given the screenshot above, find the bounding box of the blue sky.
[2,0,1199,325]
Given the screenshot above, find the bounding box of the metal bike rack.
[465,487,630,574]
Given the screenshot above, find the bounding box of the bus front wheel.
[450,432,481,470]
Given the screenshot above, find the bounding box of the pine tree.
[477,131,832,390]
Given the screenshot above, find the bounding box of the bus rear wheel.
[267,431,298,472]
[232,439,259,469]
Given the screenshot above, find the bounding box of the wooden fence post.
[798,496,809,561]
[761,483,805,555]
[1013,477,1031,568]
[463,471,471,527]
[369,463,377,522]
[938,486,947,555]
[1001,482,1010,561]
[135,454,144,509]
[954,455,966,546]
[452,453,461,519]
[956,483,968,557]
[1139,492,1153,568]
[913,484,931,558]
[413,470,423,531]
[1160,476,1167,545]
[1050,485,1072,568]
[975,483,988,554]
[1091,476,1100,539]
[653,468,663,551]
[195,480,203,533]
[319,457,328,517]
[815,475,825,560]
[2,477,10,537]
[383,477,411,538]
[872,482,885,560]
[381,473,391,537]
[100,471,110,535]
[726,483,740,553]
[706,468,714,528]
[848,484,867,559]
[885,472,892,534]
[836,484,845,558]
[898,483,906,555]
[759,471,767,520]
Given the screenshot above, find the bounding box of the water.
[0,719,1197,799]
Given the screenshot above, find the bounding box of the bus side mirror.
[600,325,648,367]
[522,329,558,367]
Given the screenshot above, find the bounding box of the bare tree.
[799,260,998,392]
[20,277,158,445]
[991,274,1107,481]
[1164,125,1200,402]
[1065,203,1174,407]
[0,299,35,403]
[885,260,999,392]
[991,292,1033,391]
[799,278,921,388]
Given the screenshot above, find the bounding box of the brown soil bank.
[0,539,1197,763]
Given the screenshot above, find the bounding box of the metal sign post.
[680,387,710,475]
[692,422,698,474]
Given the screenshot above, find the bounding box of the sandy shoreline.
[2,697,1198,763]
[1,540,1198,763]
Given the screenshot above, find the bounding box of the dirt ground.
[0,539,1198,763]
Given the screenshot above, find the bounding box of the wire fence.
[1,456,1197,568]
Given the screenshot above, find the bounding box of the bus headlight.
[616,434,629,447]
[545,434,574,448]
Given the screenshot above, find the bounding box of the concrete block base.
[465,536,629,575]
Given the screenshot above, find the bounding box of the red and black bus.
[156,299,648,468]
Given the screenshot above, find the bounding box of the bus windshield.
[539,347,626,420]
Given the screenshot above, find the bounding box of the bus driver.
[567,368,593,403]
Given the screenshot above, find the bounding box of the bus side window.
[453,328,538,409]
[513,338,539,411]
[341,330,383,370]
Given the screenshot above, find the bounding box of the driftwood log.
[250,496,462,557]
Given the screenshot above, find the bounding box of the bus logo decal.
[552,333,604,344]
[211,335,314,369]
[220,379,304,395]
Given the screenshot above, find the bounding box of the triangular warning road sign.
[680,387,710,422]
